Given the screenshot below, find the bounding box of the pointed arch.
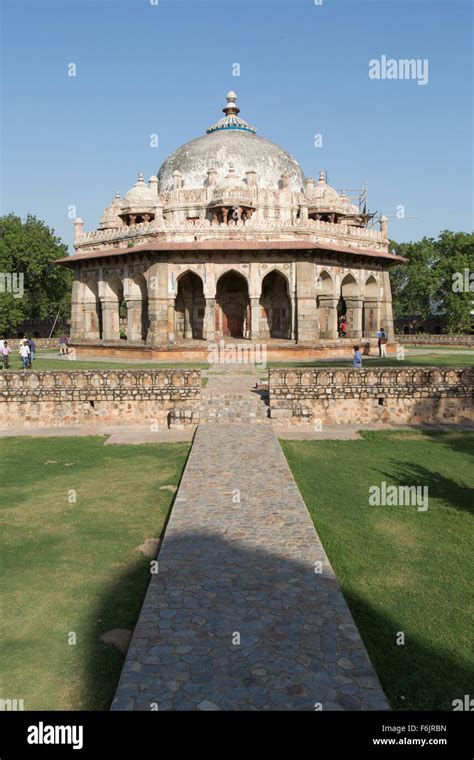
[216,270,250,338]
[259,270,291,338]
[175,271,205,339]
[341,273,360,298]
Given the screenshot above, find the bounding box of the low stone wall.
[269,367,474,425]
[0,370,201,428]
[71,338,397,364]
[3,338,60,350]
[397,334,473,347]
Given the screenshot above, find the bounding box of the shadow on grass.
[79,529,473,711]
[374,460,474,516]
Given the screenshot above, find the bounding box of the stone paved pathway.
[111,420,389,711]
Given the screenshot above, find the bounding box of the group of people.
[352,327,388,369]
[0,336,36,370]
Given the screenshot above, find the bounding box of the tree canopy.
[0,214,72,336]
[390,231,474,333]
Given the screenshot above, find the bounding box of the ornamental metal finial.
[206,92,257,135]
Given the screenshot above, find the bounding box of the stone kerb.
[269,367,474,425]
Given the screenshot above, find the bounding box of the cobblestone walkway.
[111,421,389,711]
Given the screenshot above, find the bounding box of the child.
[353,345,362,370]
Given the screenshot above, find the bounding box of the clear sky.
[1,0,472,251]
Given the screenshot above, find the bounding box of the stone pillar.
[345,298,363,339]
[296,259,318,343]
[290,294,297,341]
[69,274,84,341]
[167,298,176,343]
[318,296,338,339]
[380,271,395,340]
[126,298,143,342]
[250,297,260,341]
[204,298,215,341]
[83,302,101,341]
[363,299,381,338]
[100,299,120,342]
[146,261,169,346]
[184,298,193,339]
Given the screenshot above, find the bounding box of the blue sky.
[1,0,472,251]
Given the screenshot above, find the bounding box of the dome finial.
[206,91,257,134]
[224,91,239,116]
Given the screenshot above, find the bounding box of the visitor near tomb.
[27,337,36,367]
[353,345,362,370]
[19,340,30,370]
[2,340,11,369]
[377,327,387,357]
[59,335,69,356]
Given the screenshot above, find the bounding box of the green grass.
[281,430,474,710]
[3,354,209,371]
[404,343,473,351]
[267,353,474,369]
[0,436,190,710]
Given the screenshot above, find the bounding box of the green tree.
[0,214,72,336]
[389,237,439,320]
[390,231,474,333]
[434,231,474,333]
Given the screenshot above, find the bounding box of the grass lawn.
[3,354,209,371]
[268,353,474,369]
[0,436,190,710]
[281,430,474,710]
[404,344,473,351]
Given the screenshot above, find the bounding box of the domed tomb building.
[58,92,402,353]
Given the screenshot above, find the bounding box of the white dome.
[122,173,156,210]
[157,93,305,193]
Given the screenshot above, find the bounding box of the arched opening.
[127,273,149,342]
[175,271,205,339]
[316,271,337,339]
[260,270,291,339]
[215,270,250,339]
[363,275,380,336]
[341,273,362,338]
[103,274,123,342]
[83,277,102,340]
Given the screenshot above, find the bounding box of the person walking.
[19,339,30,370]
[0,335,5,352]
[376,327,388,357]
[2,340,11,369]
[353,344,362,370]
[27,336,36,367]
